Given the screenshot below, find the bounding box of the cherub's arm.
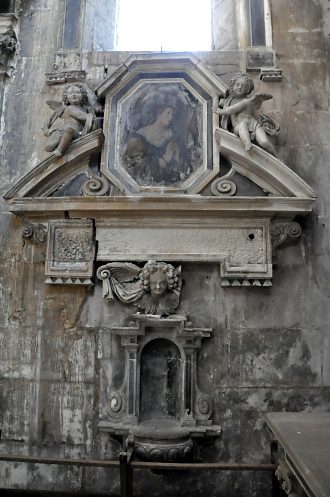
[43,102,64,135]
[66,105,90,122]
[217,98,250,116]
[212,98,226,114]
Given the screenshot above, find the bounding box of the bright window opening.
[116,0,212,51]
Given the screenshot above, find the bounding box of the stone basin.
[131,419,194,462]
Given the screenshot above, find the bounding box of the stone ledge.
[6,195,315,219]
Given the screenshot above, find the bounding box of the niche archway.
[140,338,182,423]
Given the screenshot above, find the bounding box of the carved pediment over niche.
[4,53,316,287]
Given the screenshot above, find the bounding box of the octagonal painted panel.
[99,55,225,194]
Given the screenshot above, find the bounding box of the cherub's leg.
[255,128,277,156]
[44,130,61,152]
[54,128,75,156]
[238,126,252,151]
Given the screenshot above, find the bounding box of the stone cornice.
[6,195,315,219]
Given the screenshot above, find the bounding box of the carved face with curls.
[62,84,88,106]
[139,261,179,300]
[229,72,254,98]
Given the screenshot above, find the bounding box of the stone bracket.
[271,221,302,251]
[46,70,87,85]
[22,221,47,246]
[260,68,283,82]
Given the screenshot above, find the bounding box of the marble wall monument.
[0,2,328,495]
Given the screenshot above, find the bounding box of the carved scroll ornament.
[271,222,302,250]
[97,260,182,316]
[82,171,110,196]
[211,177,237,197]
[22,221,47,246]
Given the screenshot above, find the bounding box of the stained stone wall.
[0,1,330,496]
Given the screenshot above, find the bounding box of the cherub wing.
[106,262,141,283]
[174,265,182,291]
[46,100,63,111]
[45,101,65,129]
[251,93,273,109]
[97,262,142,303]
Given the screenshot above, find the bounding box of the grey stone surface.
[0,1,330,496]
[211,0,238,51]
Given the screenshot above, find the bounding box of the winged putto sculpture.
[213,72,279,155]
[96,261,182,316]
[43,84,97,156]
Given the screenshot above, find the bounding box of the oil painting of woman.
[121,84,202,187]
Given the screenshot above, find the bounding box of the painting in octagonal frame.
[99,58,223,194]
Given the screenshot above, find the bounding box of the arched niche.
[140,338,182,423]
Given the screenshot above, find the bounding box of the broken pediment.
[4,53,316,287]
[216,129,315,199]
[4,129,104,199]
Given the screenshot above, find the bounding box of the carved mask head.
[149,270,168,298]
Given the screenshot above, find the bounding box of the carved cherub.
[97,261,182,316]
[0,28,17,71]
[213,72,279,156]
[43,84,96,157]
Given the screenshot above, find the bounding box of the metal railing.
[0,453,276,497]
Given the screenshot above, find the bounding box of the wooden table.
[266,412,330,497]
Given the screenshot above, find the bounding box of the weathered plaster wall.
[0,0,330,496]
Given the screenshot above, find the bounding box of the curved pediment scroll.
[4,129,104,199]
[215,128,316,199]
